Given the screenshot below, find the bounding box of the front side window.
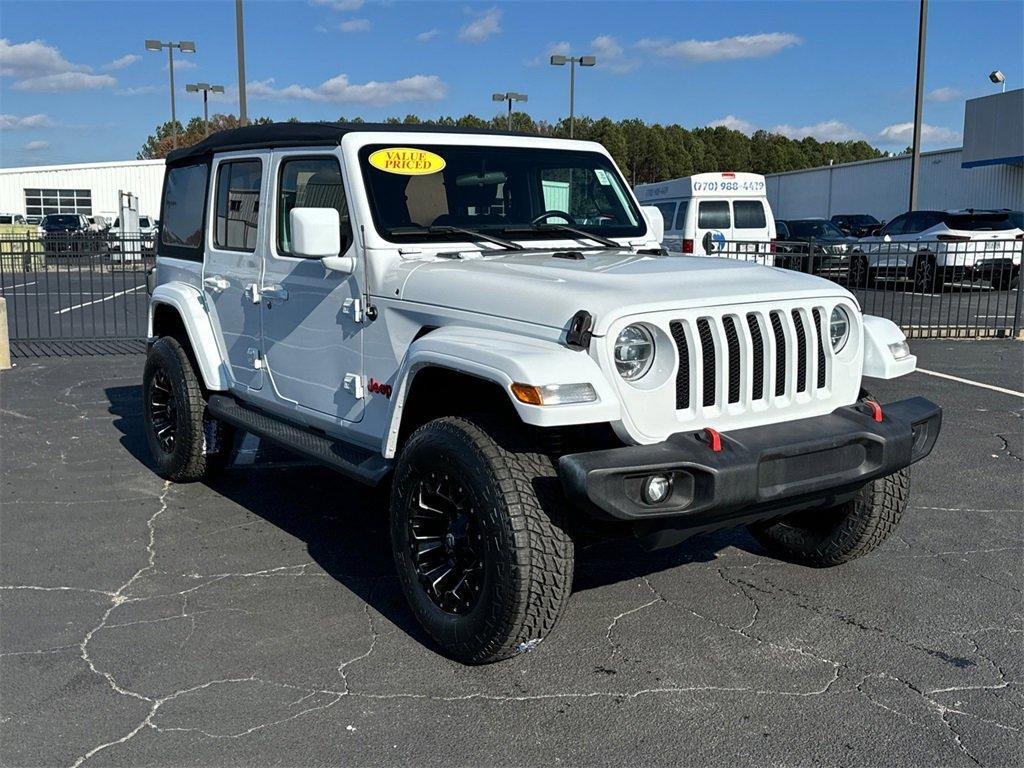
[359,144,643,243]
[733,200,767,229]
[215,159,262,251]
[883,215,908,236]
[277,156,352,256]
[160,163,209,254]
[698,200,730,229]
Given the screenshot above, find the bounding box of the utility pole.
[909,0,928,211]
[236,0,248,126]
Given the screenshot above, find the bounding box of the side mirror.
[640,205,665,244]
[289,207,354,273]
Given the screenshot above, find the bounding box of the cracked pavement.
[1,340,1021,767]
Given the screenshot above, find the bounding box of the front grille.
[672,305,831,412]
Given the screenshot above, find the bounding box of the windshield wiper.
[390,225,523,251]
[502,223,620,248]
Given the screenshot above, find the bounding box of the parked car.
[0,213,28,225]
[144,122,940,663]
[831,214,883,238]
[109,215,159,254]
[854,209,1024,291]
[37,213,93,253]
[773,218,858,275]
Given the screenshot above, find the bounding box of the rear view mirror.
[290,208,341,258]
[640,205,665,244]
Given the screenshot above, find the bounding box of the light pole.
[187,83,225,136]
[145,39,196,149]
[492,92,528,131]
[549,54,595,138]
[908,0,927,212]
[235,0,248,125]
[989,70,1006,93]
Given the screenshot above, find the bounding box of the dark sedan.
[831,213,883,238]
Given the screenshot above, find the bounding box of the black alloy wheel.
[148,367,177,454]
[407,470,484,615]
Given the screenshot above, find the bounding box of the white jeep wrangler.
[144,123,941,664]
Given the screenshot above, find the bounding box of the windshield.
[839,214,878,226]
[42,215,79,227]
[789,220,846,238]
[359,144,644,244]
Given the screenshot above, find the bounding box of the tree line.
[138,112,885,182]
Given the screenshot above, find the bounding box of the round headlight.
[614,324,655,381]
[830,307,850,352]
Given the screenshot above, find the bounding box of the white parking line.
[1,281,37,291]
[53,285,144,315]
[917,368,1024,398]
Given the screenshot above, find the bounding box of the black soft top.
[165,121,532,166]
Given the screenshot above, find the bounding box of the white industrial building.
[766,89,1024,221]
[0,158,165,223]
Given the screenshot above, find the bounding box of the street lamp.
[186,83,225,137]
[492,92,528,131]
[145,39,197,149]
[989,70,1006,93]
[549,54,596,138]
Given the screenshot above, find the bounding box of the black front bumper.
[559,397,941,524]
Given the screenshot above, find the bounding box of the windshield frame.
[354,139,647,248]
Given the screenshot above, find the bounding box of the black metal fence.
[0,233,154,346]
[716,238,1022,338]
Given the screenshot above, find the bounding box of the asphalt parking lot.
[1,340,1021,767]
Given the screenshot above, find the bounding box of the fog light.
[888,340,911,360]
[641,474,672,505]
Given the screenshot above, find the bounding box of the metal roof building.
[765,88,1024,221]
[0,158,166,223]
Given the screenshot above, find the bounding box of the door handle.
[203,276,229,293]
[262,285,289,301]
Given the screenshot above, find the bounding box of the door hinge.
[247,283,261,304]
[343,373,364,399]
[247,347,263,370]
[342,298,364,323]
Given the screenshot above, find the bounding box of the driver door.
[259,151,365,424]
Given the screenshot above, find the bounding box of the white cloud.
[247,73,448,106]
[590,35,638,73]
[339,18,371,32]
[165,58,197,71]
[103,54,141,71]
[708,115,757,134]
[24,140,49,151]
[925,86,962,103]
[311,0,364,9]
[416,29,439,42]
[878,122,962,146]
[11,71,115,92]
[526,41,571,67]
[459,7,502,43]
[0,38,83,76]
[0,113,53,129]
[637,32,801,62]
[115,85,157,97]
[771,119,865,141]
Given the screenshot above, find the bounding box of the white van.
[635,172,776,261]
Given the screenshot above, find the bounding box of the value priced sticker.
[367,147,446,175]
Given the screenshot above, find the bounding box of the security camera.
[989,70,1005,84]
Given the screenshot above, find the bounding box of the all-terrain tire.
[747,469,910,567]
[143,336,232,482]
[390,415,574,664]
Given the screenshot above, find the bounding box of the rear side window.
[654,202,676,231]
[733,200,767,229]
[215,160,262,251]
[160,163,209,257]
[674,201,688,231]
[277,156,352,256]
[698,200,730,229]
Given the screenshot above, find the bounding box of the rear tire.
[747,469,910,567]
[390,415,574,664]
[143,336,233,482]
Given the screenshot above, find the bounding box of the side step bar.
[207,394,390,485]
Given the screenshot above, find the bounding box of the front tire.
[747,469,909,567]
[143,336,233,482]
[390,416,574,664]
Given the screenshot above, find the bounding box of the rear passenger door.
[203,152,268,391]
[695,200,730,255]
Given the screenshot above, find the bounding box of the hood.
[398,249,853,335]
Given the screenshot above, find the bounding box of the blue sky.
[1,0,1021,167]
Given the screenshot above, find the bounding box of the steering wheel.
[530,210,573,226]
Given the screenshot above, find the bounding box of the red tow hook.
[864,399,883,423]
[702,427,723,452]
